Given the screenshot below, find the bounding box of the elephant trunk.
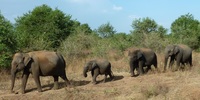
[164,55,169,72]
[83,66,88,77]
[11,69,16,93]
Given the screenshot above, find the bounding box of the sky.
[0,0,200,34]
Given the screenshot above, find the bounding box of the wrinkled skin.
[164,44,192,72]
[10,51,70,94]
[128,48,157,77]
[83,59,114,84]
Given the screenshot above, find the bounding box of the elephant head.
[129,49,143,63]
[164,45,179,70]
[83,61,97,77]
[10,53,31,93]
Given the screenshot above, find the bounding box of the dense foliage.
[130,17,168,52]
[0,4,200,69]
[170,13,200,50]
[14,4,74,51]
[0,13,16,69]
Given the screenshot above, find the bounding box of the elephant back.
[28,51,66,73]
[96,59,110,67]
[177,44,192,52]
[140,48,156,57]
[177,44,192,60]
[140,48,157,65]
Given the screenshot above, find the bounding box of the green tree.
[15,4,73,51]
[0,12,16,69]
[72,22,92,35]
[96,22,116,38]
[130,17,167,51]
[131,17,158,34]
[170,13,200,49]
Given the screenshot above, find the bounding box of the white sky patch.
[112,5,123,11]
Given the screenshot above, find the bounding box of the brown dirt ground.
[0,52,200,100]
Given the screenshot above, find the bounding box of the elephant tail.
[56,52,66,68]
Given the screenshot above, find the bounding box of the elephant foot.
[37,89,42,92]
[131,74,139,77]
[111,77,115,81]
[53,86,59,90]
[20,89,25,94]
[92,81,97,85]
[10,90,15,94]
[65,81,71,87]
[53,84,59,90]
[138,73,144,76]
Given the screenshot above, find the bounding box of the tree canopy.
[96,22,116,38]
[14,4,74,51]
[170,13,200,49]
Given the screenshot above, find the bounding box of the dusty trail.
[1,70,200,100]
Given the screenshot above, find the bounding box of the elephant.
[164,44,192,72]
[128,48,157,77]
[83,59,114,84]
[10,51,71,94]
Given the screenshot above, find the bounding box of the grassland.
[0,52,200,100]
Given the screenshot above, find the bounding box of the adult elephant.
[164,44,192,72]
[10,51,71,94]
[128,48,157,77]
[83,59,114,84]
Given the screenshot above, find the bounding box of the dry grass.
[0,52,200,100]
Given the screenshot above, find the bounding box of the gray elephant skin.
[10,51,70,94]
[164,44,192,72]
[128,48,157,77]
[83,59,114,84]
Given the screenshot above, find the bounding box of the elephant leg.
[103,74,107,83]
[129,60,135,77]
[175,58,181,71]
[145,66,151,73]
[60,75,71,87]
[108,72,114,81]
[92,69,99,84]
[136,67,139,75]
[138,61,145,75]
[33,73,42,92]
[189,55,193,67]
[53,76,59,90]
[21,72,30,94]
[169,56,175,70]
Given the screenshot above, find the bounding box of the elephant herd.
[10,44,192,94]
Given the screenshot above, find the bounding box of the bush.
[59,31,97,61]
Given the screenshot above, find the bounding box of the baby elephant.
[83,59,114,84]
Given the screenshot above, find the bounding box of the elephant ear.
[137,51,143,60]
[174,46,179,54]
[23,54,32,66]
[91,62,97,70]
